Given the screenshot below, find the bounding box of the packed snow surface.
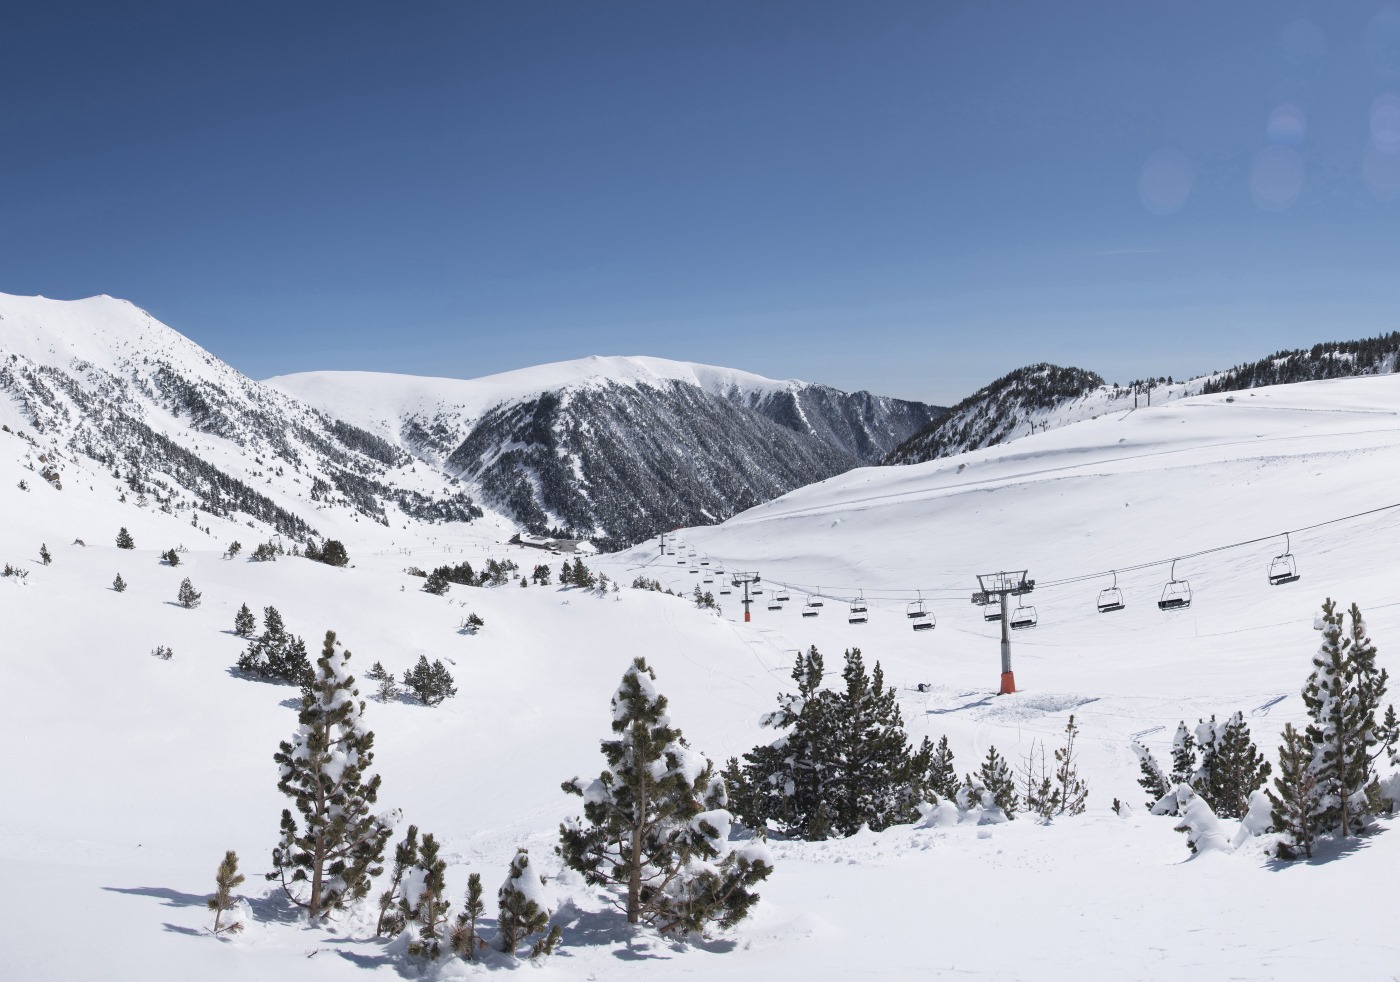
[4,369,1400,979]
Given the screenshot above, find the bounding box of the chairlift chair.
[906,591,929,621]
[1158,560,1192,611]
[719,586,732,595]
[775,587,792,603]
[1096,571,1125,613]
[1009,604,1038,630]
[703,576,713,584]
[848,595,868,624]
[802,593,822,618]
[912,614,935,632]
[767,599,783,612]
[1267,533,1300,586]
[700,560,710,566]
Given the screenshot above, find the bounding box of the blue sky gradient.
[4,1,1400,403]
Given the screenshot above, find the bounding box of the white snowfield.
[3,360,1400,979]
[268,355,810,442]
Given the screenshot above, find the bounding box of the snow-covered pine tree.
[1267,722,1322,860]
[1169,721,1198,788]
[116,527,134,549]
[423,570,449,596]
[233,603,257,637]
[449,873,486,961]
[376,825,418,937]
[559,657,773,932]
[977,747,1019,818]
[1193,715,1220,798]
[162,548,181,567]
[177,577,201,608]
[38,543,51,565]
[1304,599,1395,835]
[828,649,922,832]
[531,564,551,586]
[269,630,392,921]
[112,573,127,593]
[496,848,557,956]
[1172,784,1232,854]
[405,833,450,959]
[1206,712,1271,819]
[207,850,245,936]
[1133,742,1171,810]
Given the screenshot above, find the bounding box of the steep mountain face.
[0,293,482,540]
[271,356,942,547]
[1201,331,1400,393]
[445,380,858,548]
[885,363,1108,465]
[726,383,940,461]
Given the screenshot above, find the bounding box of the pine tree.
[423,570,450,596]
[177,577,202,609]
[559,657,772,932]
[161,548,181,567]
[1206,712,1271,819]
[977,747,1019,818]
[112,573,127,593]
[1019,741,1057,820]
[496,848,552,955]
[268,631,392,921]
[1133,742,1171,810]
[319,539,350,567]
[233,603,257,637]
[1304,599,1395,835]
[1267,723,1323,859]
[402,655,456,706]
[376,825,418,937]
[449,873,486,961]
[571,558,595,589]
[116,527,135,550]
[1169,721,1198,787]
[925,734,959,802]
[1052,715,1089,816]
[531,564,551,586]
[364,661,401,702]
[405,833,450,959]
[206,850,245,936]
[236,606,312,686]
[39,543,50,565]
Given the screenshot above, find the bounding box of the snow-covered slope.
[271,356,940,545]
[0,292,485,536]
[5,367,1400,980]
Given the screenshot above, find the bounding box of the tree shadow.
[1263,830,1372,871]
[104,885,206,908]
[246,890,306,925]
[161,923,205,937]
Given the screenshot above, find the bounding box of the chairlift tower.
[731,572,761,623]
[971,570,1034,695]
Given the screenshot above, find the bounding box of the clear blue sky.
[4,1,1400,404]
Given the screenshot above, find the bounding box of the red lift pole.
[731,572,761,623]
[971,570,1034,695]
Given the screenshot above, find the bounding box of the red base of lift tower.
[999,671,1016,695]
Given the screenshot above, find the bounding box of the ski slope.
[3,372,1400,979]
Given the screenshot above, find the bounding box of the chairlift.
[1009,603,1038,630]
[848,594,868,624]
[912,614,935,632]
[807,590,824,608]
[775,586,791,603]
[983,603,1002,622]
[906,590,929,621]
[1158,560,1192,611]
[1267,533,1300,586]
[703,576,713,584]
[767,599,783,611]
[802,593,823,618]
[719,586,732,595]
[1096,570,1125,613]
[700,560,710,566]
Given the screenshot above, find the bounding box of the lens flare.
[1250,146,1304,211]
[1266,103,1307,146]
[1137,149,1192,215]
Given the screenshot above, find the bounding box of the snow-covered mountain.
[271,357,941,547]
[885,363,1110,464]
[0,293,484,540]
